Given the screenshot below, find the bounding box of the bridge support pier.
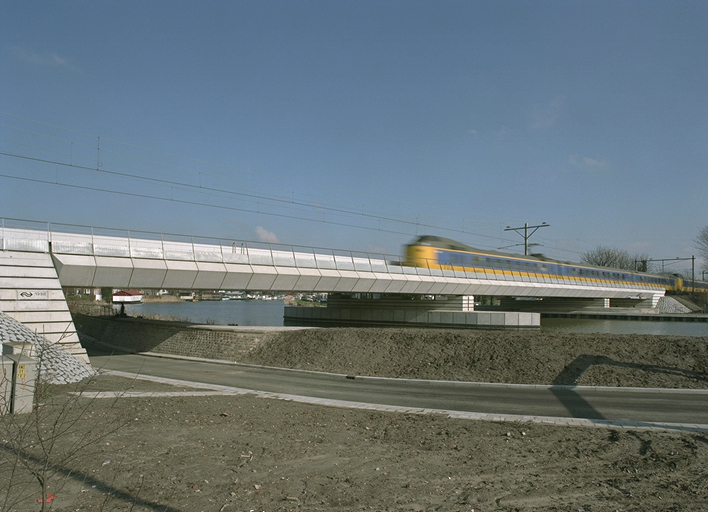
[284,293,539,329]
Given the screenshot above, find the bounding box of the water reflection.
[124,301,707,337]
[124,300,286,327]
[541,317,707,337]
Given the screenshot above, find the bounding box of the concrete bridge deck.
[1,219,667,361]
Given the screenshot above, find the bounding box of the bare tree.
[695,226,708,269]
[581,246,650,272]
[1,356,130,511]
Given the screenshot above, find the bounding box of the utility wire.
[0,152,520,251]
[0,112,529,232]
[0,150,506,241]
[3,114,604,255]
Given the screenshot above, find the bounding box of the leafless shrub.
[0,352,132,511]
[581,245,650,272]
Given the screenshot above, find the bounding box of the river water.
[123,301,707,337]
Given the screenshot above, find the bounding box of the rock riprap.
[0,311,96,384]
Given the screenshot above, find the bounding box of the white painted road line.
[97,369,708,434]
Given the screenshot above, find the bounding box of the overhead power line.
[0,151,514,249]
[0,112,519,231]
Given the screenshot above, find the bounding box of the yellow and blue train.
[404,235,708,293]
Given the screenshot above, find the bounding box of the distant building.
[112,290,144,303]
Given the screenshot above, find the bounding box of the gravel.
[0,311,96,384]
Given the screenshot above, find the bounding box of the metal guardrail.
[0,217,657,289]
[1,217,412,271]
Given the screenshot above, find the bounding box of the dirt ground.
[242,329,708,389]
[2,328,708,511]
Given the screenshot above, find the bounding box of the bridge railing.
[1,218,420,275]
[0,218,653,290]
[0,218,51,253]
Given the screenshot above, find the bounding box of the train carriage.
[404,235,703,293]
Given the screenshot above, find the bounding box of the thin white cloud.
[255,226,279,244]
[11,46,74,71]
[52,54,67,67]
[569,155,610,173]
[494,125,512,139]
[530,97,565,130]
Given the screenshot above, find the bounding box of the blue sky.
[1,1,706,273]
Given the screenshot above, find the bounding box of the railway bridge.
[1,220,666,361]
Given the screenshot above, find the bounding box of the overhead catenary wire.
[0,112,529,233]
[0,154,524,252]
[0,150,510,243]
[0,112,603,258]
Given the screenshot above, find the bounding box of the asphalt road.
[88,347,708,428]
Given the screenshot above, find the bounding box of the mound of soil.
[243,328,708,389]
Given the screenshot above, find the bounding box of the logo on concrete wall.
[17,290,49,300]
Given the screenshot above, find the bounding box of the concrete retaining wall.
[284,306,539,329]
[74,315,282,360]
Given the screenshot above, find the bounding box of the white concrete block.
[367,273,394,293]
[293,268,322,291]
[221,264,255,289]
[130,258,168,288]
[333,270,362,292]
[349,272,377,293]
[50,253,96,286]
[248,266,278,290]
[313,269,341,292]
[162,260,198,289]
[193,261,228,289]
[93,256,134,287]
[410,276,436,294]
[271,266,301,291]
[0,266,57,278]
[465,313,478,326]
[476,312,491,326]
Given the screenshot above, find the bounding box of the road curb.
[87,338,708,395]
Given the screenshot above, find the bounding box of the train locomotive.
[404,235,707,294]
